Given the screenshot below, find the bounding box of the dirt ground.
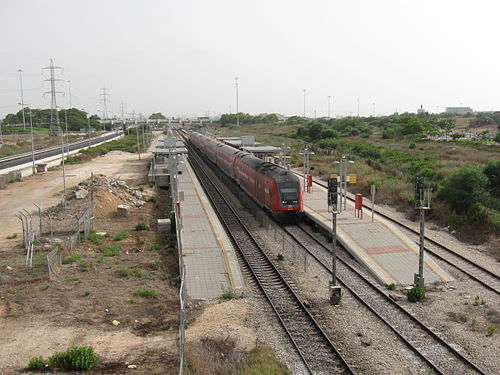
[0,145,183,374]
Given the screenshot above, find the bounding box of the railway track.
[186,144,356,375]
[297,173,500,295]
[281,223,488,375]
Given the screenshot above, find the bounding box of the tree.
[149,112,166,119]
[439,166,490,214]
[483,160,500,199]
[307,122,324,140]
[438,118,455,139]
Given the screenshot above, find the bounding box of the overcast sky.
[1,0,499,119]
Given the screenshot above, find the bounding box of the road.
[0,132,122,171]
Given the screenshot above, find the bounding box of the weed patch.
[28,356,47,371]
[135,221,150,231]
[6,233,17,239]
[113,231,129,241]
[136,289,160,299]
[62,254,82,264]
[48,345,99,371]
[85,230,103,244]
[407,287,425,302]
[99,245,122,257]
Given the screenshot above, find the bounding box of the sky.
[1,0,499,119]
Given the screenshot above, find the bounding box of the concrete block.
[158,218,171,233]
[75,188,89,199]
[117,205,130,217]
[36,164,47,173]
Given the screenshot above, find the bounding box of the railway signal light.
[415,175,424,205]
[328,177,338,208]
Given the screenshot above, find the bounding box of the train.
[189,132,303,217]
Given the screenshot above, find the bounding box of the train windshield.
[280,188,298,201]
[279,182,299,204]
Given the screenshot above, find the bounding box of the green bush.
[48,345,99,371]
[385,283,397,291]
[149,195,157,203]
[221,289,236,301]
[28,356,47,370]
[136,289,160,299]
[99,245,122,257]
[113,231,129,241]
[407,287,425,302]
[62,254,82,264]
[135,221,150,231]
[85,230,103,244]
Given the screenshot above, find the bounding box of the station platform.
[177,155,244,299]
[301,182,453,286]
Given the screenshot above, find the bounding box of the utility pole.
[87,115,91,148]
[100,86,109,131]
[372,102,376,117]
[357,98,360,117]
[43,59,64,137]
[328,177,341,304]
[120,102,125,122]
[235,77,239,126]
[17,69,26,130]
[327,95,331,118]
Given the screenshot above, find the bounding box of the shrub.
[80,261,92,272]
[113,231,129,241]
[84,290,91,296]
[474,295,482,306]
[487,326,496,336]
[48,345,99,371]
[119,267,148,278]
[28,356,47,370]
[62,254,82,264]
[135,221,150,231]
[99,245,122,257]
[409,142,416,149]
[385,283,397,291]
[407,287,425,302]
[85,230,103,244]
[136,289,160,299]
[221,289,236,301]
[138,186,144,192]
[149,195,158,203]
[6,233,17,239]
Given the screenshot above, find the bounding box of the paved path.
[303,183,453,285]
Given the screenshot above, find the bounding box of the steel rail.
[296,172,500,295]
[186,142,356,375]
[284,223,487,375]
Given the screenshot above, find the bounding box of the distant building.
[446,107,473,114]
[417,105,426,115]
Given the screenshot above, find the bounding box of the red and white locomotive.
[189,132,303,215]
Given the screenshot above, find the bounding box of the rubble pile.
[76,174,146,208]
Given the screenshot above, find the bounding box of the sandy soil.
[0,139,183,374]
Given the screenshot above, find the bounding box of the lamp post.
[303,89,306,118]
[17,69,26,130]
[357,98,360,117]
[18,102,36,174]
[327,96,331,118]
[334,156,354,212]
[235,77,239,126]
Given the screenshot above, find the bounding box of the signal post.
[328,176,341,304]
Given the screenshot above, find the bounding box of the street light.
[235,77,239,126]
[17,69,26,130]
[327,96,331,118]
[357,98,360,117]
[334,155,354,212]
[18,102,36,174]
[303,89,306,118]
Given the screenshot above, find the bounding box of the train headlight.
[281,201,286,204]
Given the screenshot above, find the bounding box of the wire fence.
[17,201,93,279]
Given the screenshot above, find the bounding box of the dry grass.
[186,336,245,375]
